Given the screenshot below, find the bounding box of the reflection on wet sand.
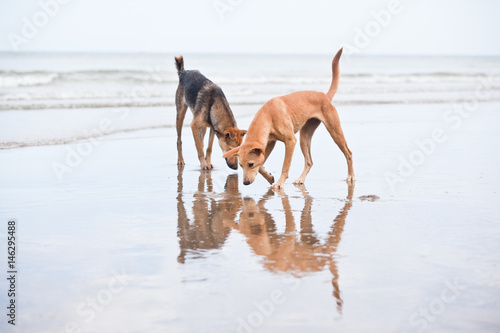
[176,168,242,263]
[177,168,354,312]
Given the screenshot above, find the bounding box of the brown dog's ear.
[223,147,240,158]
[250,147,263,156]
[239,130,247,137]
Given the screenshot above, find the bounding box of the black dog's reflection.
[177,170,242,263]
[177,168,353,312]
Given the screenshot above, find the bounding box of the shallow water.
[1,99,499,332]
[1,52,499,332]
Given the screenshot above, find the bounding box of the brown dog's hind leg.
[321,104,355,183]
[294,118,321,185]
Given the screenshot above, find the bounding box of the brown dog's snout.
[226,157,238,170]
[243,180,250,185]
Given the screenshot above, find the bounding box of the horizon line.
[0,50,499,58]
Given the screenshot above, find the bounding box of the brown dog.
[223,48,354,189]
[175,56,246,170]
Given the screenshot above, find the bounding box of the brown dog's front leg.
[259,167,274,184]
[259,140,276,184]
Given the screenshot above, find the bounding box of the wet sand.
[0,103,499,332]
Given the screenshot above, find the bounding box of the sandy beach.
[1,97,499,332]
[2,0,500,329]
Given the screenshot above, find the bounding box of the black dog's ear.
[224,129,237,140]
[250,147,263,156]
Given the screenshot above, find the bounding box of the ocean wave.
[2,96,500,112]
[0,91,168,102]
[0,100,175,111]
[0,70,178,88]
[2,84,499,104]
[0,88,258,102]
[0,72,59,87]
[1,70,498,88]
[1,68,499,111]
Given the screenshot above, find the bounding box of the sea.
[1,52,500,149]
[1,53,500,332]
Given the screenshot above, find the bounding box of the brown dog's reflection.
[228,184,354,313]
[177,168,353,312]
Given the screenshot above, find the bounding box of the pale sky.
[1,0,499,55]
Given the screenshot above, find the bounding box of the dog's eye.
[249,163,254,168]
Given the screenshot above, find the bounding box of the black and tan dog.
[175,56,247,170]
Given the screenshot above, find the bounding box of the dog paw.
[177,159,185,166]
[293,179,304,185]
[271,183,284,190]
[264,174,274,185]
[346,175,355,183]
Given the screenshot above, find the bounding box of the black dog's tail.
[175,56,184,75]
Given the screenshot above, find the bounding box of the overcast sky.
[1,0,499,55]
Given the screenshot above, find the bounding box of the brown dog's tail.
[326,48,343,101]
[175,56,184,75]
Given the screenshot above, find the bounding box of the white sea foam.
[2,70,498,89]
[0,72,59,87]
